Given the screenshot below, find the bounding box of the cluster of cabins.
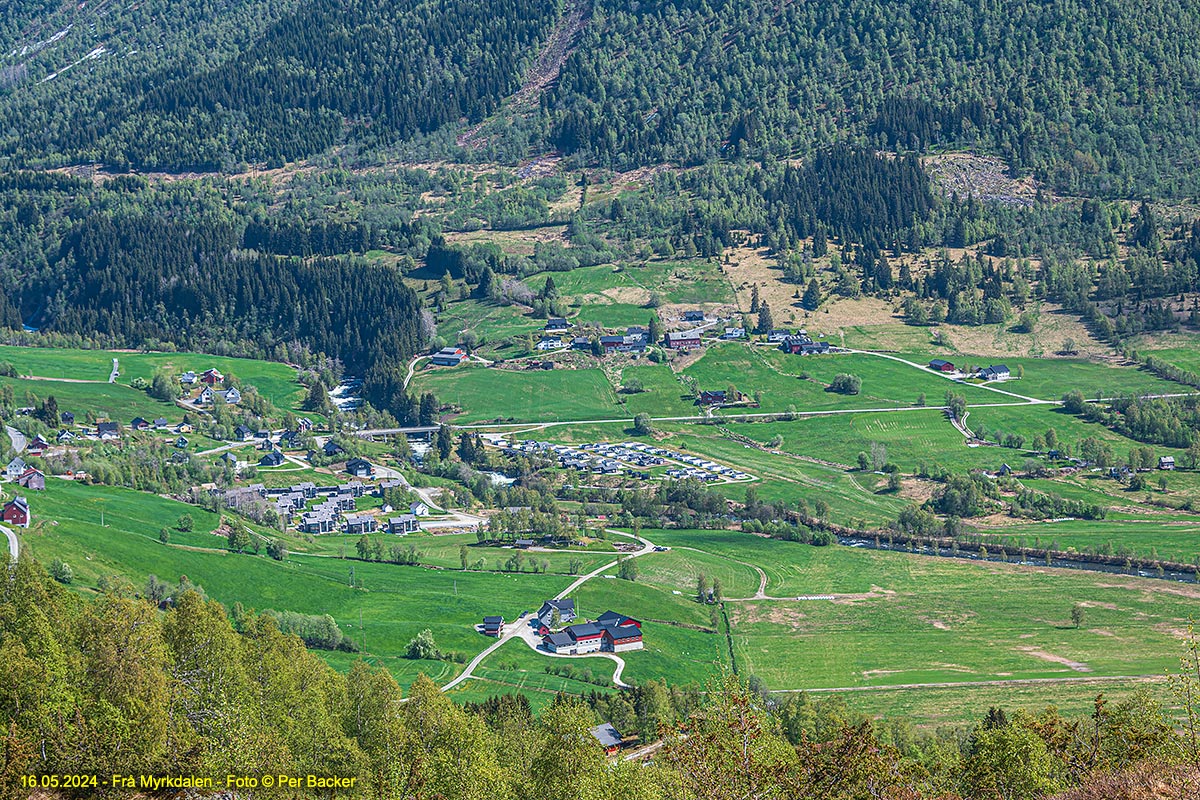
[502,440,663,477]
[928,360,1011,381]
[216,478,425,535]
[534,599,645,654]
[182,368,242,406]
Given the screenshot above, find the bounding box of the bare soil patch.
[1017,646,1092,672]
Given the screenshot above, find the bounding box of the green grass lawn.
[413,365,624,422]
[0,345,306,411]
[0,375,183,423]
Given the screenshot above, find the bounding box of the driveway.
[1,524,17,562]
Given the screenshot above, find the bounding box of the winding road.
[2,524,17,562]
[440,529,656,692]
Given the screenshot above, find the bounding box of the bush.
[829,373,862,395]
[406,629,443,660]
[49,559,73,584]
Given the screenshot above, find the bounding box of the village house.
[698,390,734,406]
[153,418,169,429]
[57,430,76,443]
[388,514,419,534]
[175,436,189,448]
[410,501,430,517]
[17,468,45,491]
[682,310,705,322]
[97,421,120,440]
[721,327,746,339]
[929,359,955,373]
[571,336,592,351]
[977,364,1011,381]
[322,440,345,458]
[234,424,254,442]
[3,496,30,528]
[196,386,214,405]
[346,458,374,478]
[200,368,224,385]
[60,411,75,425]
[482,616,505,637]
[665,331,701,350]
[431,347,468,366]
[179,371,197,385]
[4,457,26,480]
[220,387,242,405]
[259,450,285,467]
[536,598,576,629]
[131,417,151,432]
[536,336,566,351]
[176,422,194,434]
[1160,456,1176,470]
[220,452,238,468]
[597,610,644,652]
[545,318,573,332]
[766,329,792,343]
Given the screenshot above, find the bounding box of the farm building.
[665,331,701,349]
[17,468,45,491]
[545,318,573,331]
[543,622,604,654]
[60,411,74,425]
[929,359,955,373]
[1160,456,1176,470]
[180,371,197,385]
[200,368,224,385]
[3,496,29,528]
[482,616,504,637]
[431,347,468,366]
[597,611,644,652]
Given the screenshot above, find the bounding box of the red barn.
[3,496,30,528]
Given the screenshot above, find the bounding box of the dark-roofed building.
[344,515,378,534]
[322,440,344,458]
[544,622,604,654]
[259,450,285,467]
[977,364,1011,380]
[97,421,120,439]
[682,310,705,322]
[346,458,374,478]
[482,616,504,637]
[431,347,468,366]
[537,598,576,628]
[545,318,572,331]
[388,514,419,534]
[234,424,254,442]
[60,411,74,425]
[929,359,955,373]
[131,417,151,431]
[698,390,729,406]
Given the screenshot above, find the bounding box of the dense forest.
[1,0,1199,197]
[0,554,1195,800]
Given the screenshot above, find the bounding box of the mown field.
[0,344,306,411]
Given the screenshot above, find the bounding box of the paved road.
[108,357,119,383]
[5,426,26,454]
[1,524,17,562]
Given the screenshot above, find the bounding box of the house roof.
[483,616,504,624]
[929,359,952,368]
[545,632,574,648]
[6,496,28,512]
[597,610,639,627]
[347,457,372,468]
[539,598,575,617]
[567,622,602,640]
[590,723,623,749]
[666,331,700,342]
